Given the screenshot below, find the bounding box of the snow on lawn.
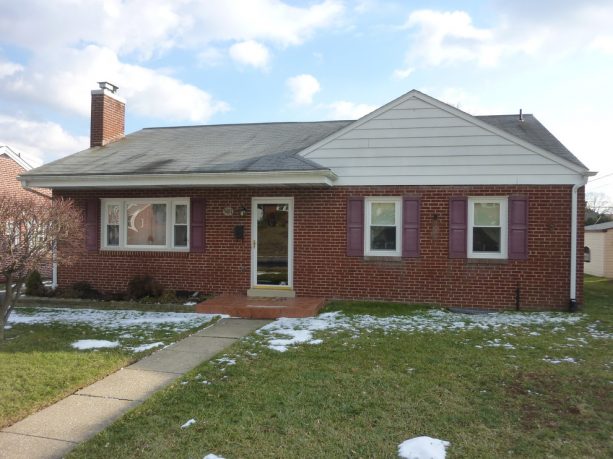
[257,310,609,353]
[71,339,119,350]
[181,418,197,429]
[8,307,224,352]
[398,436,450,459]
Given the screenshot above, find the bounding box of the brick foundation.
[54,185,584,310]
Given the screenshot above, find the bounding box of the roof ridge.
[143,120,355,130]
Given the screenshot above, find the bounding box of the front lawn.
[70,278,612,458]
[0,306,221,428]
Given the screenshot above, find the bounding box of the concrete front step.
[196,294,326,319]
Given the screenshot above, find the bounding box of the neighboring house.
[1,145,52,280]
[19,83,593,310]
[584,221,613,278]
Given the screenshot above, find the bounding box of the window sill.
[98,250,191,258]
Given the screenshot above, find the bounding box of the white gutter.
[19,170,338,189]
[52,242,58,289]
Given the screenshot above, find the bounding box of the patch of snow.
[203,454,225,459]
[257,310,589,353]
[130,341,164,352]
[542,356,577,364]
[398,436,450,459]
[184,301,197,306]
[9,307,224,333]
[181,418,196,429]
[216,356,236,365]
[71,339,120,350]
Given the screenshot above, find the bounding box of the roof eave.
[19,169,338,189]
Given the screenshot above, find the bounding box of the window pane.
[175,204,187,225]
[371,202,396,225]
[473,227,501,252]
[107,204,120,225]
[174,225,188,247]
[370,226,396,251]
[474,203,500,226]
[126,203,167,246]
[107,225,119,246]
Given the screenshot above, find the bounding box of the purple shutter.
[347,197,364,256]
[190,198,206,253]
[402,196,420,257]
[449,197,467,258]
[508,195,528,259]
[85,198,99,252]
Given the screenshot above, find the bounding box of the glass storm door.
[251,198,293,287]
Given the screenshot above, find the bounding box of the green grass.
[68,276,613,458]
[0,309,217,428]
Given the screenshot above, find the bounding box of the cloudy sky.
[0,0,612,197]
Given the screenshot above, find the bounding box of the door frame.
[251,197,294,289]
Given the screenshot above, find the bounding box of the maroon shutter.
[508,195,528,259]
[190,198,206,253]
[402,196,420,257]
[449,197,467,258]
[85,198,99,252]
[347,197,364,256]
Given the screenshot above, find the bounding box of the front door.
[251,197,293,288]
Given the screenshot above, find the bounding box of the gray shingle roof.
[23,112,585,177]
[476,114,586,168]
[24,121,353,176]
[585,221,613,231]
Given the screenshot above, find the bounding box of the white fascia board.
[409,91,591,176]
[1,145,33,171]
[298,89,593,178]
[19,170,337,189]
[298,90,424,158]
[331,174,589,187]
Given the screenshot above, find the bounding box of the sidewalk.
[0,318,269,459]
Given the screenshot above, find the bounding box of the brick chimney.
[90,82,125,147]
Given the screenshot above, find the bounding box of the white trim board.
[19,170,338,189]
[298,89,592,178]
[1,145,33,171]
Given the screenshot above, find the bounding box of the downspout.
[52,242,58,290]
[569,184,580,312]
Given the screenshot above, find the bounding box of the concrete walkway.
[0,318,269,459]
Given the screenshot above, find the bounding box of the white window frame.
[364,196,402,257]
[467,196,508,259]
[101,198,190,251]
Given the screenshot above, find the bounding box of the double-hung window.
[467,197,507,259]
[101,198,189,251]
[364,197,402,256]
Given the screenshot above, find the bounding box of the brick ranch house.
[19,83,593,310]
[1,145,52,281]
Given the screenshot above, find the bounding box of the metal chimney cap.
[97,81,119,93]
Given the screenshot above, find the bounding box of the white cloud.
[0,46,229,123]
[327,101,377,119]
[0,61,24,78]
[400,5,613,70]
[589,36,613,54]
[392,67,414,80]
[286,74,321,105]
[0,1,344,58]
[0,114,89,164]
[229,40,271,69]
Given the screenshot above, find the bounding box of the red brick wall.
[0,154,52,279]
[90,93,125,147]
[54,185,585,310]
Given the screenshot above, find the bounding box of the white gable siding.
[303,96,584,186]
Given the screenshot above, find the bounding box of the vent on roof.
[519,109,524,122]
